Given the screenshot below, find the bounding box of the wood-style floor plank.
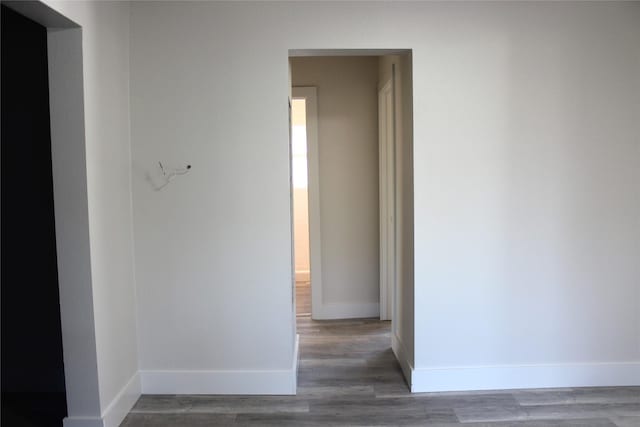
[121,317,640,426]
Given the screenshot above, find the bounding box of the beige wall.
[291,56,380,316]
[379,54,415,366]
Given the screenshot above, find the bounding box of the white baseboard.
[391,332,413,388]
[295,269,310,282]
[64,372,141,427]
[313,302,379,320]
[141,340,299,395]
[102,372,141,427]
[292,333,300,392]
[411,361,640,393]
[141,369,296,395]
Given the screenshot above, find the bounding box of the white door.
[379,80,395,321]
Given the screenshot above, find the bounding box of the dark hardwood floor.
[121,317,640,426]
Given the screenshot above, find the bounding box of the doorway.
[1,2,96,424]
[292,88,319,319]
[289,51,413,329]
[292,95,310,317]
[292,97,312,316]
[1,5,67,426]
[289,50,414,390]
[291,56,382,321]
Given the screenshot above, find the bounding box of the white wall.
[130,1,640,393]
[130,2,297,394]
[39,1,139,425]
[410,3,640,391]
[291,56,380,318]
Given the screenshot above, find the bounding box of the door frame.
[2,1,105,421]
[291,86,322,319]
[379,78,396,321]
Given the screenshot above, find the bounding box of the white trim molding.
[390,334,640,393]
[391,333,413,389]
[410,361,640,393]
[141,337,300,395]
[64,372,141,427]
[101,372,141,427]
[141,369,297,395]
[313,302,380,320]
[292,333,300,392]
[63,417,104,427]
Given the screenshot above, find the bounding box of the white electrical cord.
[155,161,191,191]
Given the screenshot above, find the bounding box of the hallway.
[121,319,639,426]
